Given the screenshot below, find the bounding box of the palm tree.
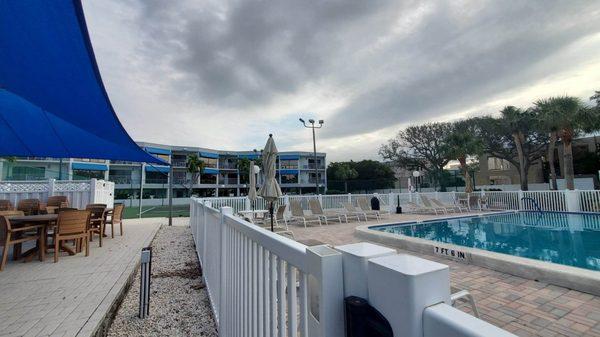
[534,99,560,190]
[534,96,588,190]
[445,120,482,193]
[500,106,532,191]
[186,154,205,196]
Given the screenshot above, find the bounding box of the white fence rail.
[0,178,114,209]
[190,200,515,337]
[195,190,600,215]
[190,198,344,337]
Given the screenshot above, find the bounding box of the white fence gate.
[0,178,114,209]
[190,198,344,337]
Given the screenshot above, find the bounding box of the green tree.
[445,119,483,193]
[186,154,205,196]
[473,111,547,191]
[379,122,452,190]
[237,158,251,184]
[327,162,358,192]
[534,99,560,190]
[534,97,589,190]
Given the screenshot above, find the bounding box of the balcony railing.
[172,160,187,167]
[108,176,139,184]
[301,164,325,170]
[145,178,168,184]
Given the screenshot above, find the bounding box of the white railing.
[190,198,344,337]
[195,190,600,215]
[0,178,114,209]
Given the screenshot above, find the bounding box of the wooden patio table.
[7,214,77,261]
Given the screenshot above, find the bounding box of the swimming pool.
[371,211,600,272]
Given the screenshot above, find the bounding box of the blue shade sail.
[0,0,165,165]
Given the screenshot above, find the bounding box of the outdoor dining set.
[0,196,125,270]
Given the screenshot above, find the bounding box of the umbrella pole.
[270,201,274,232]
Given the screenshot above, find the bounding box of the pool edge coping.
[355,214,600,296]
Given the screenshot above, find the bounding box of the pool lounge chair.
[342,202,379,221]
[431,198,468,213]
[357,197,391,219]
[403,201,438,215]
[274,204,289,230]
[420,196,447,214]
[289,200,322,228]
[308,199,343,225]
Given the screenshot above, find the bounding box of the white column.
[565,190,581,212]
[335,242,395,299]
[368,254,451,337]
[518,190,524,210]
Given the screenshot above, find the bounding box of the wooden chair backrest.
[56,210,90,235]
[0,199,14,211]
[17,199,40,215]
[112,203,125,222]
[308,199,323,215]
[0,211,25,242]
[85,205,106,223]
[47,196,68,207]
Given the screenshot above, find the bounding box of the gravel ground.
[108,226,218,337]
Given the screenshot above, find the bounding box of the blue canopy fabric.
[0,0,165,165]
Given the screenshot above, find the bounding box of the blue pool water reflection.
[372,212,600,271]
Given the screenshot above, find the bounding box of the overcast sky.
[82,0,600,162]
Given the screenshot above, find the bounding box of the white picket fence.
[190,199,516,337]
[0,178,114,209]
[195,190,600,216]
[190,198,344,337]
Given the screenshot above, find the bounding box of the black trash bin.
[345,296,393,337]
[370,197,380,211]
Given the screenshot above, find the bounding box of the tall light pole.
[299,118,324,194]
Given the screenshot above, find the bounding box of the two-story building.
[0,141,327,198]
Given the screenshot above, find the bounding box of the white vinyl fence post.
[335,243,395,299]
[368,254,450,337]
[565,190,581,212]
[202,201,211,265]
[48,179,56,197]
[219,206,233,330]
[347,193,352,204]
[245,196,251,211]
[306,245,345,337]
[90,178,97,204]
[518,190,524,210]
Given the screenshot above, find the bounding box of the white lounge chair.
[420,195,447,214]
[308,199,343,225]
[358,197,391,219]
[342,202,379,221]
[289,200,322,228]
[431,198,468,213]
[403,201,438,214]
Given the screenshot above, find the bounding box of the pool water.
[372,212,600,271]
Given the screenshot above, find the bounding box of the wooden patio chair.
[53,210,90,263]
[0,200,14,211]
[17,199,41,215]
[0,211,44,270]
[41,196,69,214]
[105,203,124,238]
[85,204,106,247]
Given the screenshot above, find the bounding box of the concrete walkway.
[0,218,162,337]
[288,213,600,337]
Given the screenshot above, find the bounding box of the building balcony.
[300,164,326,170]
[172,160,187,167]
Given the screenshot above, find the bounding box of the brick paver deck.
[0,218,162,337]
[288,213,600,337]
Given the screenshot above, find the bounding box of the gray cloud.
[83,0,600,159]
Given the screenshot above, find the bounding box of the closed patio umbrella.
[258,134,282,231]
[248,160,257,211]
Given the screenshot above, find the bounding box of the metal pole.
[312,125,318,195]
[138,163,144,219]
[168,165,173,226]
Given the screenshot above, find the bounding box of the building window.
[109,169,134,184]
[11,166,46,180]
[280,160,298,169]
[145,171,168,184]
[281,174,298,184]
[200,173,217,184]
[152,153,171,163]
[201,157,218,168]
[487,157,510,171]
[73,169,104,180]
